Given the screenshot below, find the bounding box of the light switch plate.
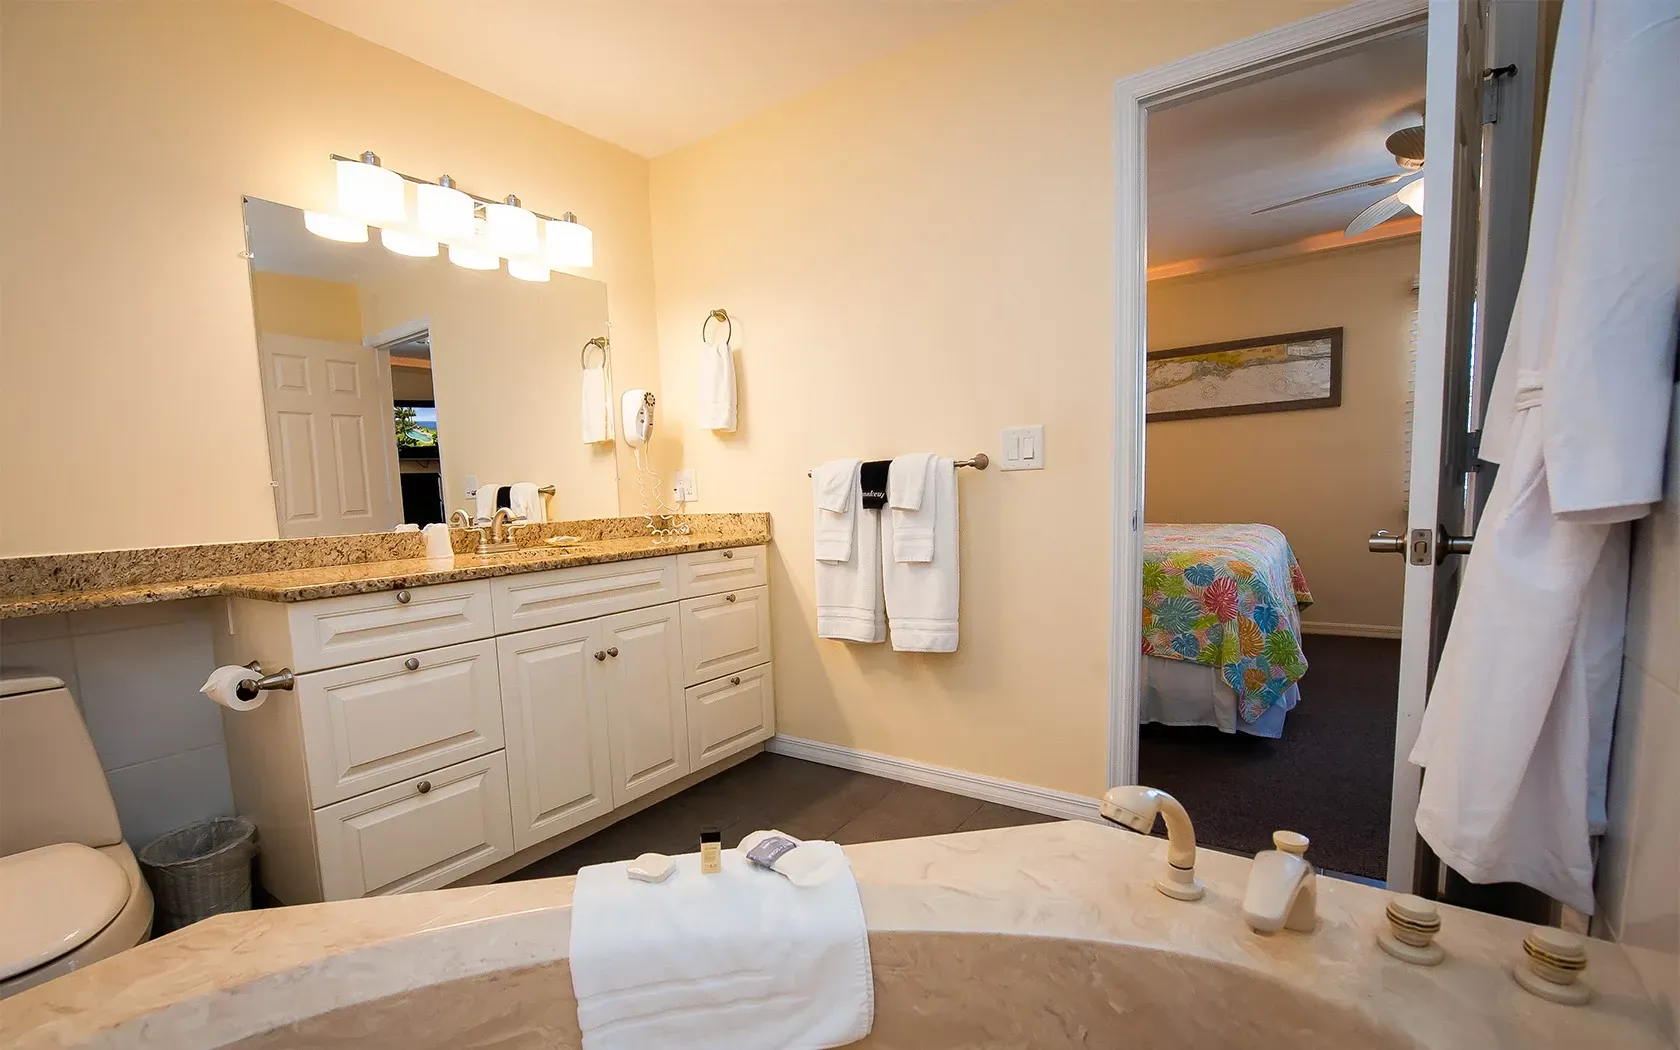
[673,469,698,502]
[1000,426,1045,471]
[464,474,479,498]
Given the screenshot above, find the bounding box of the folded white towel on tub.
[568,845,873,1050]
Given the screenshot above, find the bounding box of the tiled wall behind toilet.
[1596,382,1680,1040]
[0,600,234,846]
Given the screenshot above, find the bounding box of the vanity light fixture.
[448,242,500,271]
[545,212,594,268]
[416,175,475,240]
[335,151,406,224]
[486,195,540,256]
[507,257,552,282]
[380,227,439,257]
[303,210,368,243]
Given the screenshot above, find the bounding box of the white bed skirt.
[1140,655,1299,739]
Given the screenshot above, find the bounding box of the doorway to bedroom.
[1131,26,1426,882]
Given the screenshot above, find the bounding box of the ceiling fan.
[1252,125,1426,236]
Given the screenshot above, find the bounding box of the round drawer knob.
[594,650,607,661]
[404,657,420,671]
[607,647,620,658]
[722,550,734,559]
[416,780,432,794]
[730,675,741,686]
[725,593,738,603]
[396,590,412,604]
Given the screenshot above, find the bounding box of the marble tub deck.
[1,821,1664,1049]
[0,515,769,618]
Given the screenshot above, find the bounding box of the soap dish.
[545,536,586,547]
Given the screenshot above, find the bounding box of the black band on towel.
[859,460,890,510]
[496,485,513,510]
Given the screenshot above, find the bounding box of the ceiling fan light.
[335,153,406,224]
[303,210,368,243]
[486,197,539,256]
[1396,178,1425,216]
[416,178,474,239]
[545,213,593,268]
[381,227,439,257]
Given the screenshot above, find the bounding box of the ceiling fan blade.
[1345,193,1410,236]
[1252,172,1413,215]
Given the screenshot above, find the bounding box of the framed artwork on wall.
[1145,327,1343,422]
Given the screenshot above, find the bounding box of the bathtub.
[1,821,1666,1049]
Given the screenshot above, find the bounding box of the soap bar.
[627,852,674,883]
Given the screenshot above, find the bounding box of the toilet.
[0,676,154,998]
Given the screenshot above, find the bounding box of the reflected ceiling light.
[545,212,593,268]
[507,257,551,282]
[1396,178,1425,216]
[416,175,474,240]
[448,242,500,271]
[485,195,539,256]
[303,210,368,243]
[381,227,439,257]
[335,151,406,224]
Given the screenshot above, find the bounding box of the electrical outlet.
[673,469,698,503]
[1000,426,1044,471]
[463,474,479,497]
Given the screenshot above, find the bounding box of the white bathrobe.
[1410,0,1680,913]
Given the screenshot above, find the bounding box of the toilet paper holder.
[237,661,296,702]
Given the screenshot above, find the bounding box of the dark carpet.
[1137,634,1399,879]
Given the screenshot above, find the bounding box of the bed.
[1139,523,1312,738]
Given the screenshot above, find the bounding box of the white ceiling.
[279,0,1003,158]
[1147,28,1428,266]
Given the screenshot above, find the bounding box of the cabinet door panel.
[687,662,775,769]
[676,545,768,598]
[600,604,690,806]
[678,585,772,686]
[496,622,614,851]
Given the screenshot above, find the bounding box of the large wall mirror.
[243,197,619,538]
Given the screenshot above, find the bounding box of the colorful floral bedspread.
[1141,524,1313,723]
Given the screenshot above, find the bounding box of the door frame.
[1106,0,1430,843]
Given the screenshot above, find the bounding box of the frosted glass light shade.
[416,181,474,239]
[303,211,368,243]
[545,215,593,268]
[448,242,500,270]
[507,257,551,282]
[485,200,539,256]
[1396,178,1425,216]
[381,228,439,257]
[336,158,405,224]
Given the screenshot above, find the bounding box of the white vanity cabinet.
[213,545,773,904]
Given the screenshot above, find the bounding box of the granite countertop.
[0,515,770,618]
[0,821,1664,1049]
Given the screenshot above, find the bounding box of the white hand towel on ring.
[698,341,737,432]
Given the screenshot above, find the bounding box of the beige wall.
[649,0,1342,796]
[358,268,619,523]
[0,0,658,556]
[1145,238,1418,631]
[1596,385,1679,1039]
[249,271,363,343]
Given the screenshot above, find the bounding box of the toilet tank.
[0,676,124,856]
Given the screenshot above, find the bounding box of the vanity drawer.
[299,639,504,806]
[284,581,494,672]
[678,585,771,686]
[491,556,677,634]
[676,545,768,598]
[687,662,775,769]
[314,751,513,900]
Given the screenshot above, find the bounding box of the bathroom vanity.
[211,542,773,903]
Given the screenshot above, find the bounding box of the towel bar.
[807,454,988,477]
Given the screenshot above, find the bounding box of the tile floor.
[500,752,1056,882]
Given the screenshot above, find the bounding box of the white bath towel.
[816,463,885,644]
[698,342,737,432]
[812,458,859,563]
[568,846,873,1050]
[510,482,546,524]
[581,366,614,443]
[887,453,937,563]
[473,481,501,523]
[882,457,958,652]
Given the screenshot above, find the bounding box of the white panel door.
[600,603,691,806]
[260,333,396,537]
[496,620,615,851]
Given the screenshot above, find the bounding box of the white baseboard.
[1300,621,1402,639]
[765,735,1104,823]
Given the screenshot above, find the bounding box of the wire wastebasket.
[137,816,258,932]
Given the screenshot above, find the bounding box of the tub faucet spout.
[1242,831,1317,933]
[1101,785,1204,902]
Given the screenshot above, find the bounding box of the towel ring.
[580,336,609,370]
[702,309,732,347]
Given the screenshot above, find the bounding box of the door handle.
[594,650,607,661]
[1369,529,1474,563]
[607,647,619,658]
[1368,530,1406,554]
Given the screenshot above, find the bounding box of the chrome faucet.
[475,508,526,554]
[1101,785,1205,901]
[1242,831,1317,933]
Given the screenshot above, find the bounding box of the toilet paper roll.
[201,665,266,712]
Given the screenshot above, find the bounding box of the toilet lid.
[0,843,129,980]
